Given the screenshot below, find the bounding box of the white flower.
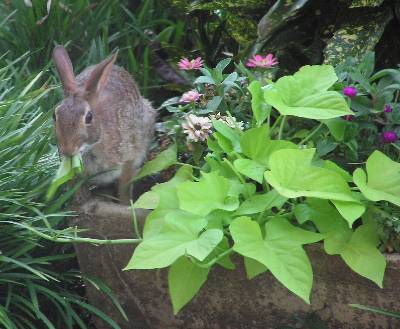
[182,114,212,142]
[209,112,244,130]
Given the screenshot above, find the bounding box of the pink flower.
[180,90,201,103]
[246,54,278,68]
[382,131,398,144]
[178,57,203,70]
[343,86,357,98]
[344,115,354,121]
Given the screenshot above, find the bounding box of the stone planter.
[71,198,400,329]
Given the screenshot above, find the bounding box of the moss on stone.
[226,12,258,46]
[323,7,393,65]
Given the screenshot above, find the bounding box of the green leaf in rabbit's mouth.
[46,154,84,201]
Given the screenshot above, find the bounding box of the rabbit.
[52,46,156,204]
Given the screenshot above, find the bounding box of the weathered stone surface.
[71,198,400,329]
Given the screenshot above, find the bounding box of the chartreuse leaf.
[323,160,352,182]
[235,189,287,215]
[308,199,386,287]
[230,216,322,303]
[205,210,232,230]
[125,212,223,269]
[322,118,347,141]
[244,257,268,279]
[264,65,353,119]
[354,150,400,206]
[134,165,193,210]
[135,166,193,239]
[248,81,270,126]
[289,65,339,91]
[323,162,365,225]
[294,204,312,224]
[239,125,297,167]
[341,224,386,287]
[212,120,241,152]
[265,148,357,203]
[133,192,159,210]
[168,257,210,314]
[233,159,265,183]
[234,126,296,183]
[209,236,235,270]
[331,199,365,226]
[308,199,352,255]
[177,172,240,216]
[212,132,234,153]
[134,144,177,181]
[46,154,83,200]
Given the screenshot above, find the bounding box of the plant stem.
[278,116,286,140]
[271,115,282,131]
[390,143,400,152]
[299,122,324,145]
[175,162,202,170]
[195,248,234,268]
[130,200,142,239]
[223,158,251,198]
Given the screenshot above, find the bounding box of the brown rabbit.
[52,46,156,203]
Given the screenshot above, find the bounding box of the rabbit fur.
[52,46,156,203]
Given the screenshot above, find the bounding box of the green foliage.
[231,216,322,303]
[134,144,177,181]
[0,0,187,99]
[46,154,83,200]
[354,151,400,206]
[265,148,356,202]
[177,172,241,215]
[248,81,270,126]
[307,199,385,286]
[125,210,223,269]
[264,65,352,119]
[126,62,397,313]
[168,257,209,314]
[125,60,400,313]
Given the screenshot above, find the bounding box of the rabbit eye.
[85,111,93,124]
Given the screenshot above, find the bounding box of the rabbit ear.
[52,46,77,96]
[85,52,118,96]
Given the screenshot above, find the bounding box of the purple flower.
[343,86,357,98]
[384,105,393,113]
[246,54,278,68]
[178,57,203,70]
[180,90,201,103]
[382,131,398,144]
[344,115,354,121]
